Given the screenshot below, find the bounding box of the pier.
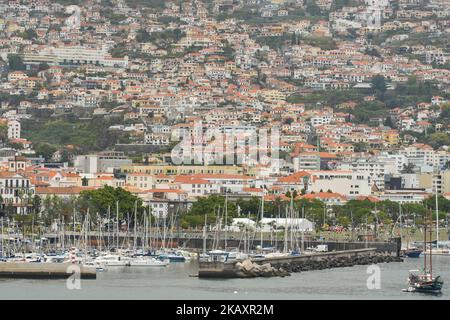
[0,263,97,279]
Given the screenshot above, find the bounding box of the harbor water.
[0,256,449,300]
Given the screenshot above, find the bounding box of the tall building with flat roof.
[75,151,132,173]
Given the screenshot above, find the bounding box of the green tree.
[0,123,8,143]
[401,163,416,174]
[8,54,25,71]
[32,195,41,214]
[20,29,37,40]
[425,133,450,149]
[371,75,387,100]
[34,143,57,161]
[354,142,369,152]
[77,186,144,220]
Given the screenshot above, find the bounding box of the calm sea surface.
[1,256,449,300]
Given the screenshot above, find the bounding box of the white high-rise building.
[7,120,20,139]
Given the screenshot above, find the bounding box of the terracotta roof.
[356,195,381,202]
[302,192,347,201]
[36,186,97,195]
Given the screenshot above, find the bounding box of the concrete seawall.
[0,263,96,279]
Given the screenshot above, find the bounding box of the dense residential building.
[0,0,449,213]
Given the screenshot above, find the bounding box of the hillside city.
[0,0,449,234]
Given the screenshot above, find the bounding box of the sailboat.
[404,209,444,294]
[422,192,450,256]
[400,204,422,258]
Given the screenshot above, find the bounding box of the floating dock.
[0,263,96,279]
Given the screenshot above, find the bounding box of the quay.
[0,263,97,279]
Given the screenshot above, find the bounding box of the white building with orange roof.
[399,143,445,171]
[86,175,125,188]
[302,192,347,206]
[126,172,157,190]
[173,175,219,198]
[36,186,97,201]
[0,171,35,214]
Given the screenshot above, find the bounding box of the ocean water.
[0,256,449,300]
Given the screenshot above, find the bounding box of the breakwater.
[260,248,403,273]
[198,248,403,278]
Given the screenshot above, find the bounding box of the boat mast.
[133,201,137,252]
[203,214,207,256]
[289,193,294,252]
[399,203,403,244]
[61,216,65,251]
[429,209,433,276]
[424,213,427,272]
[162,210,166,250]
[84,209,89,261]
[301,206,305,253]
[116,201,119,249]
[148,204,153,250]
[98,213,102,252]
[260,193,264,251]
[31,213,35,252]
[224,194,227,251]
[143,210,146,252]
[283,206,288,253]
[1,217,3,257]
[435,189,439,249]
[107,206,110,251]
[73,209,76,248]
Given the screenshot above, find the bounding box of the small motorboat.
[402,248,423,258]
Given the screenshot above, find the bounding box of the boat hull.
[402,249,422,258]
[407,275,444,294]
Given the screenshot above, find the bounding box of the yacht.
[129,256,169,267]
[157,250,188,263]
[95,254,131,267]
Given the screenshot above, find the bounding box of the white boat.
[422,247,450,256]
[83,260,108,271]
[44,254,67,263]
[129,256,169,267]
[95,254,130,267]
[226,251,248,262]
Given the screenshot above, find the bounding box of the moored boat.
[404,270,444,294]
[402,248,423,258]
[403,208,443,294]
[129,256,169,267]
